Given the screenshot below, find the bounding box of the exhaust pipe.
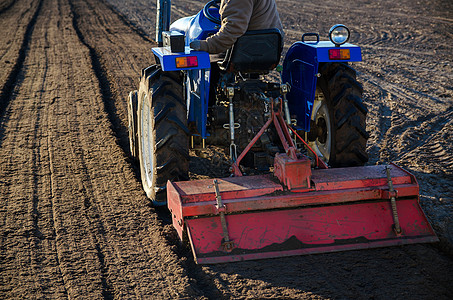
[156,0,171,46]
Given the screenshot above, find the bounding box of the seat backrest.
[219,29,282,73]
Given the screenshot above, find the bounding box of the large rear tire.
[137,66,189,204]
[308,62,369,167]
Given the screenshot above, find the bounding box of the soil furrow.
[66,1,232,297]
[42,40,115,296]
[0,0,15,14]
[58,0,200,298]
[0,0,43,120]
[68,0,156,158]
[45,134,69,298]
[1,0,191,297]
[0,0,73,297]
[62,0,227,297]
[99,0,153,44]
[68,0,125,156]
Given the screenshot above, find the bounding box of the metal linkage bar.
[213,179,235,252]
[271,102,298,160]
[226,87,238,162]
[231,117,273,176]
[287,127,328,169]
[231,96,328,176]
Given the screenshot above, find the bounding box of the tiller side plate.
[167,163,438,264]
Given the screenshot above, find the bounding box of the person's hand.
[190,40,201,51]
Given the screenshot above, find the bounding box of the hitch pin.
[281,83,296,144]
[213,179,234,252]
[386,166,402,234]
[281,84,291,126]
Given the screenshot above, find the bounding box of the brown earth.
[0,0,452,299]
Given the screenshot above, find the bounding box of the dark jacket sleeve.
[199,0,254,54]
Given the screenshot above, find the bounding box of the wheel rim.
[128,92,135,155]
[308,89,332,162]
[140,93,155,190]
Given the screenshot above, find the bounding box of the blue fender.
[282,41,361,132]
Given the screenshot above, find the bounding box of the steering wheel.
[203,0,221,25]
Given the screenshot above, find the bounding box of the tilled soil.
[0,0,452,299]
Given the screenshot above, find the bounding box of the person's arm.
[199,0,254,54]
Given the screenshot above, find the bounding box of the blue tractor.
[128,0,367,203]
[127,0,437,264]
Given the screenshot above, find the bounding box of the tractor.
[127,0,437,264]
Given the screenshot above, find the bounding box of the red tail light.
[175,56,198,68]
[329,49,350,60]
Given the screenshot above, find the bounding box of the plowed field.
[1,0,452,299]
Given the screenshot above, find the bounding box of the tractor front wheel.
[137,66,189,205]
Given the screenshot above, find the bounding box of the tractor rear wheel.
[137,66,189,205]
[308,62,369,167]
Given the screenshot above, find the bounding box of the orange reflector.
[329,49,350,60]
[175,56,198,68]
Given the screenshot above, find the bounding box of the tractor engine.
[207,76,281,171]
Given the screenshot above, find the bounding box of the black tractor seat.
[218,28,282,74]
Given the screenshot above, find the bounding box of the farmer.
[190,0,284,54]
